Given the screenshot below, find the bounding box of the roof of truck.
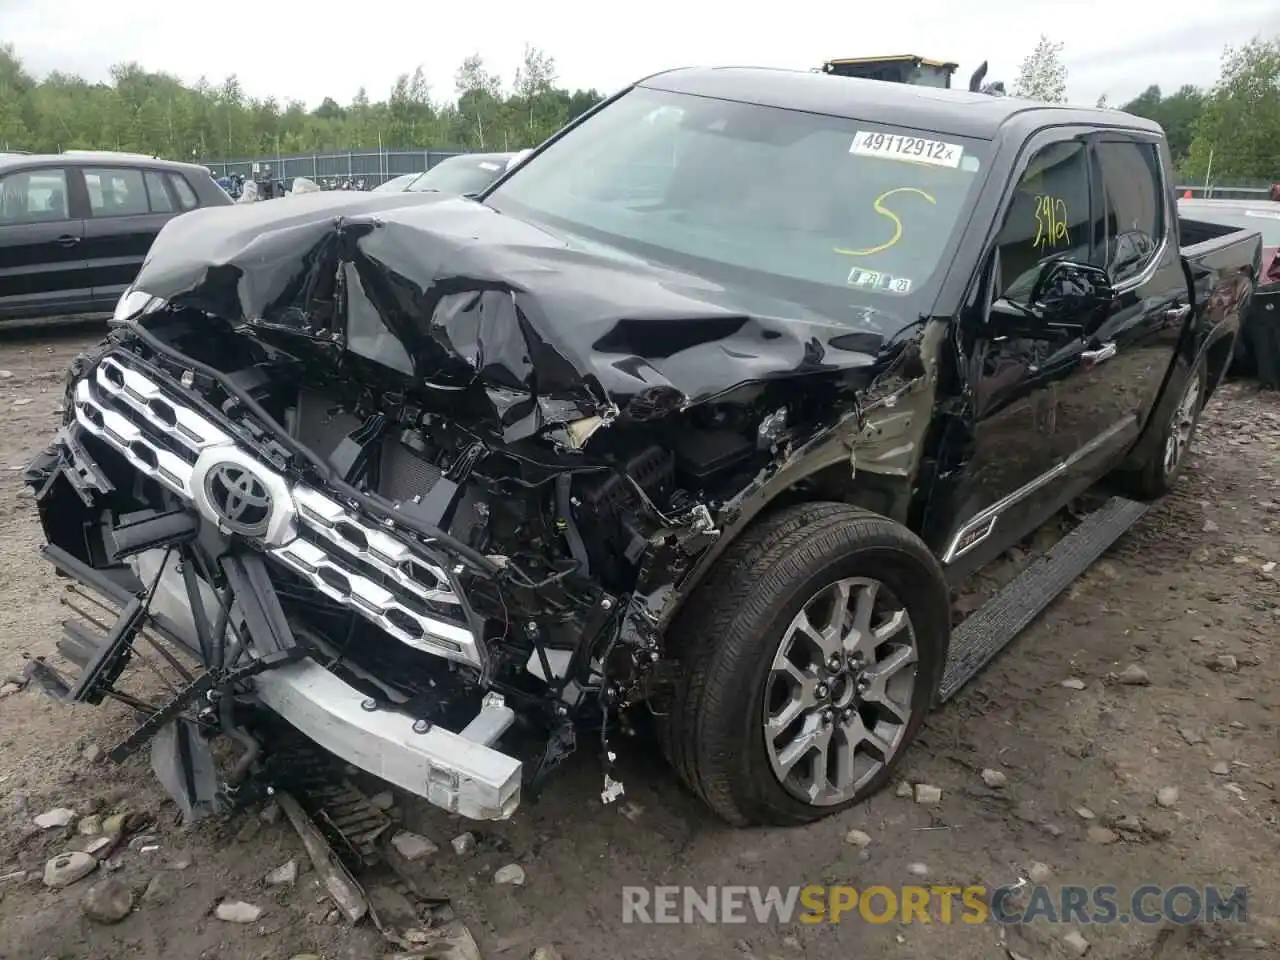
[639,66,1163,141]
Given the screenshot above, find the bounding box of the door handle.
[55,235,81,247]
[1080,341,1117,367]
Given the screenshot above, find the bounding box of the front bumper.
[132,545,523,820]
[29,348,525,821]
[255,662,522,819]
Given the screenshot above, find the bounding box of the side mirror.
[1030,259,1115,326]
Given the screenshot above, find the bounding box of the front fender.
[646,320,945,642]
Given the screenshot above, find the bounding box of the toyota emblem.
[205,462,273,536]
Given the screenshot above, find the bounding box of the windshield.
[485,86,989,316]
[1180,205,1280,246]
[408,157,507,195]
[374,174,418,193]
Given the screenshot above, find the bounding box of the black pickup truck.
[22,67,1260,828]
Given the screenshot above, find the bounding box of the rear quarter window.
[168,174,199,210]
[144,171,175,213]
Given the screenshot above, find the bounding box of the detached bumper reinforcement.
[253,662,522,821]
[33,523,524,822]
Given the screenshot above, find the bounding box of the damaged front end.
[22,193,924,823]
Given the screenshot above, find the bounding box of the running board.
[937,496,1149,703]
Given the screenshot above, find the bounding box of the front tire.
[659,502,950,827]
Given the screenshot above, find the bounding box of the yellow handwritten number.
[833,188,937,257]
[1033,195,1070,249]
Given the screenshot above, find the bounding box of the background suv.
[0,153,231,324]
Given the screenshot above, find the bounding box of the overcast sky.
[3,0,1278,109]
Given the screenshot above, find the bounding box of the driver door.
[940,131,1122,575]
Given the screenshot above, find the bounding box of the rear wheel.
[659,502,950,826]
[1114,352,1207,500]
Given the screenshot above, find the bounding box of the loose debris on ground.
[0,327,1277,960]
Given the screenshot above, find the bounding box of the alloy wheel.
[1163,373,1202,476]
[763,576,918,806]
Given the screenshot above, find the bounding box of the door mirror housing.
[1029,259,1115,327]
[982,251,1115,338]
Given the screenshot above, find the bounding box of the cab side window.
[1093,140,1164,284]
[0,169,71,225]
[992,141,1100,304]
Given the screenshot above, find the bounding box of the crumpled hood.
[132,191,905,433]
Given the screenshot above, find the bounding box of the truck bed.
[1179,216,1262,264]
[1178,216,1263,375]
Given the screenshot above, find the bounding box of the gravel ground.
[0,324,1276,960]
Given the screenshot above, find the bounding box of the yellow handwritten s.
[834,187,937,257]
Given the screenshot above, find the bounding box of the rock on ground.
[80,878,134,924]
[265,859,298,886]
[43,851,97,889]
[215,900,263,923]
[844,829,872,848]
[980,769,1007,788]
[391,830,438,861]
[33,808,75,829]
[1156,786,1180,807]
[1118,664,1151,685]
[494,863,526,885]
[1063,929,1091,955]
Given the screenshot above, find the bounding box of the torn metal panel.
[646,319,943,635]
[845,320,945,491]
[150,718,221,823]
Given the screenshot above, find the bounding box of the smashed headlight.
[111,288,166,327]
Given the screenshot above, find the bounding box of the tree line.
[0,43,603,160]
[1012,32,1280,182]
[2,33,1278,182]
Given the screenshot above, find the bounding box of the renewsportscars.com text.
[621,884,1247,926]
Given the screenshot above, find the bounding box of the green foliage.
[1010,31,1278,182]
[0,43,603,160]
[1183,37,1280,181]
[1119,84,1205,165]
[4,33,1278,184]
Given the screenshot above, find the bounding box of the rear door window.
[143,171,175,213]
[0,169,71,224]
[1092,140,1165,284]
[84,167,150,217]
[169,174,199,210]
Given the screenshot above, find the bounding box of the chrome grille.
[69,354,483,669]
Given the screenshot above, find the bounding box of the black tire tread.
[1114,352,1208,501]
[660,501,948,826]
[660,502,853,815]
